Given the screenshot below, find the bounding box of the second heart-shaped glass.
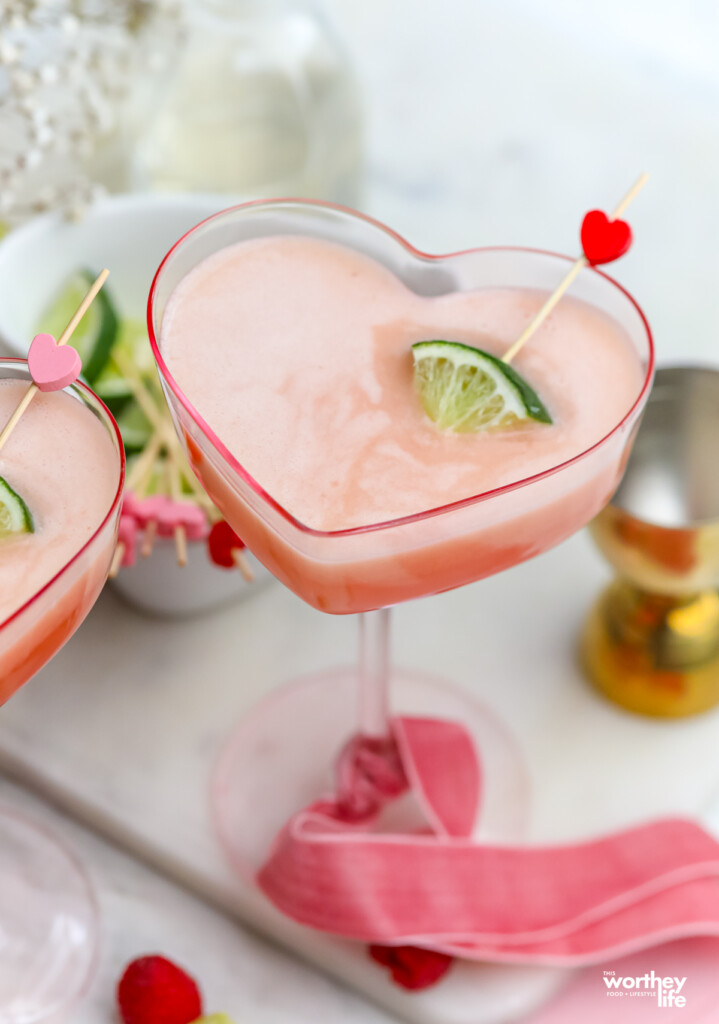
[0,359,124,1024]
[0,361,124,704]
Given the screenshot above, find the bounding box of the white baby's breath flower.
[0,0,183,226]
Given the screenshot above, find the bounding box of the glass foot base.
[0,804,98,1024]
[212,666,530,880]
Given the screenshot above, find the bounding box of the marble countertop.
[4,1,719,1022]
[0,780,392,1024]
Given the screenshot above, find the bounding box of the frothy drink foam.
[162,236,644,532]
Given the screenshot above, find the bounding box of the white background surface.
[3,1,719,1022]
[322,0,719,367]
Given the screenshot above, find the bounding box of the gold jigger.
[583,366,719,717]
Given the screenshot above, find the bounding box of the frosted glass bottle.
[131,0,362,205]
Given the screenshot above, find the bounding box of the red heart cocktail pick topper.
[502,172,648,365]
[580,209,632,266]
[208,519,254,581]
[208,519,245,567]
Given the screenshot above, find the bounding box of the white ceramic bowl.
[0,192,225,350]
[0,192,272,616]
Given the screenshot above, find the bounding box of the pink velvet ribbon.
[258,717,719,968]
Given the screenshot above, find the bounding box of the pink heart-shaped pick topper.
[28,333,82,393]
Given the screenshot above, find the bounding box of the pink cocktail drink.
[0,365,124,701]
[152,206,652,614]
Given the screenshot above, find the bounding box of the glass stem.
[358,608,391,738]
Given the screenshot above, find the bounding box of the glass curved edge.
[148,202,654,613]
[0,360,125,701]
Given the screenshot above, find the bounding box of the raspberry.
[117,955,203,1024]
[368,945,453,990]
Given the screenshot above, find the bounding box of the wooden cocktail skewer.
[105,355,179,561]
[140,523,157,559]
[166,453,188,567]
[111,348,205,501]
[108,535,125,579]
[139,370,232,514]
[124,428,164,494]
[110,347,254,579]
[502,173,648,365]
[0,269,109,452]
[111,454,165,573]
[140,508,158,559]
[233,546,254,583]
[131,426,166,561]
[112,351,194,565]
[110,349,171,439]
[109,426,166,578]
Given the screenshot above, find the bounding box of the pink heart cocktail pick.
[28,333,82,392]
[0,269,110,454]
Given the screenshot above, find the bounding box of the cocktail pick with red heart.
[580,209,632,266]
[155,498,208,541]
[0,269,110,454]
[208,519,254,582]
[502,173,648,365]
[109,509,139,576]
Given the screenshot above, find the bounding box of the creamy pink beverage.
[0,378,122,701]
[160,236,646,613]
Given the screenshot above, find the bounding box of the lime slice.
[37,268,119,384]
[412,340,552,432]
[0,475,34,540]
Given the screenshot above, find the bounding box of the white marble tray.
[3,532,719,1022]
[0,779,400,1024]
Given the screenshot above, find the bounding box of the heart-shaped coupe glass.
[148,201,654,882]
[0,359,124,1024]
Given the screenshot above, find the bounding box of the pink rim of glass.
[0,357,126,632]
[147,198,655,539]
